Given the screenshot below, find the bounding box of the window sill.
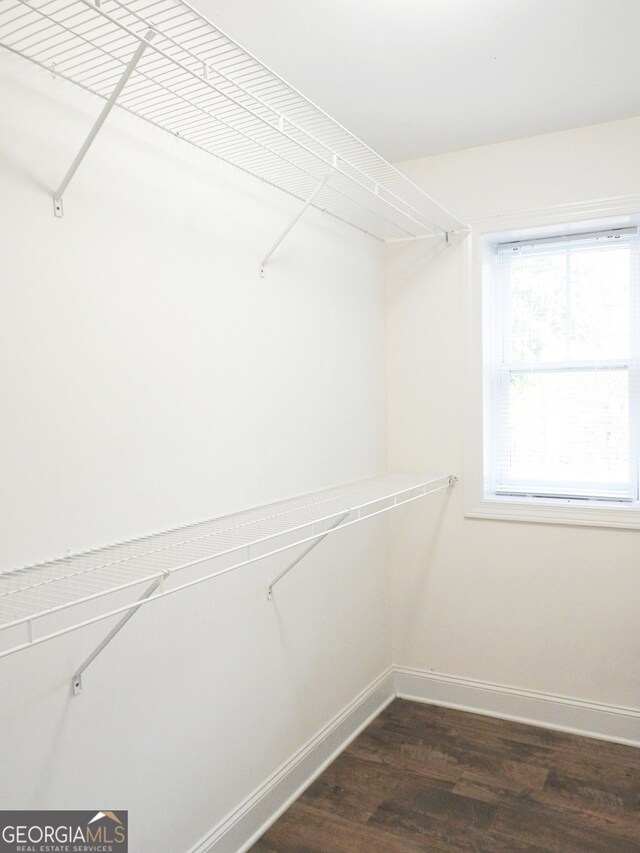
[465,495,640,530]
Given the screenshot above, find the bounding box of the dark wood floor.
[251,699,640,852]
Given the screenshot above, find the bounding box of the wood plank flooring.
[251,699,640,852]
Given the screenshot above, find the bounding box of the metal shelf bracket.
[260,161,336,276]
[53,29,155,218]
[267,511,349,599]
[4,0,468,238]
[71,570,167,695]
[0,474,456,668]
[266,476,458,598]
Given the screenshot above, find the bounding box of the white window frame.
[465,196,640,529]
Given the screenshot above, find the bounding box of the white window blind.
[490,227,639,502]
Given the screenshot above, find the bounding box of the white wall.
[0,54,389,851]
[4,46,639,852]
[387,117,640,711]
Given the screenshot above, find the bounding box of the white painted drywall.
[0,54,389,851]
[191,0,640,162]
[387,117,640,711]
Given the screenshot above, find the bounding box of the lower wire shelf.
[0,473,456,666]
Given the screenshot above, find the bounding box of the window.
[466,208,640,528]
[487,228,639,503]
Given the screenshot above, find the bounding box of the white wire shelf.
[0,0,466,241]
[0,473,456,661]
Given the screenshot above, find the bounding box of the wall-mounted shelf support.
[53,29,154,218]
[260,163,336,276]
[3,0,467,239]
[71,571,166,695]
[0,474,457,684]
[267,511,349,599]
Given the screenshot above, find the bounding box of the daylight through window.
[485,227,639,503]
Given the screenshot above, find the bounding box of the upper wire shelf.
[0,0,466,241]
[0,473,456,661]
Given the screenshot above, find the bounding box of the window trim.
[464,196,640,529]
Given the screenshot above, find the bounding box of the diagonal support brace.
[260,161,336,276]
[53,29,155,217]
[267,512,349,599]
[71,571,168,695]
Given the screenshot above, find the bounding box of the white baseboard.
[394,666,640,748]
[189,665,639,853]
[188,667,395,853]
